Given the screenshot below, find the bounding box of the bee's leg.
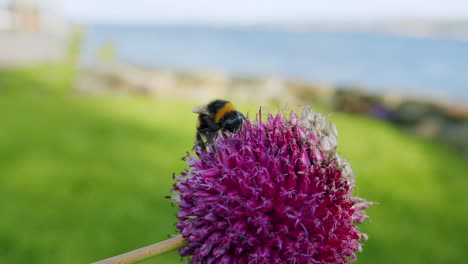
[204,132,218,145]
[241,112,247,121]
[195,132,206,150]
[221,130,228,139]
[208,133,219,154]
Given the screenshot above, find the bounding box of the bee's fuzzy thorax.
[214,102,235,122]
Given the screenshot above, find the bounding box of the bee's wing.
[192,104,209,114]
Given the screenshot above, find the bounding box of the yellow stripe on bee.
[215,103,235,122]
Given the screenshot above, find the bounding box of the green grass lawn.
[1,64,467,264]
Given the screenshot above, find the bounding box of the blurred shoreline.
[80,23,468,102]
[76,60,468,156]
[272,20,468,41]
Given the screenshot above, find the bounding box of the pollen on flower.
[172,107,372,264]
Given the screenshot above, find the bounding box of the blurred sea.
[82,24,468,102]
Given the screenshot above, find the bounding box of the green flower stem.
[90,236,187,264]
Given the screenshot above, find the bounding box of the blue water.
[82,24,468,102]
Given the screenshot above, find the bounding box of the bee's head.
[221,111,244,133]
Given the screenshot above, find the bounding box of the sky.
[60,0,468,23]
[3,0,468,23]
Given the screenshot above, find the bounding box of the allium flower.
[172,107,371,264]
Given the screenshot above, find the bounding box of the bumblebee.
[192,99,245,149]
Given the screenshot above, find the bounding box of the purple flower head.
[172,107,372,264]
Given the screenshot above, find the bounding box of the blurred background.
[1,0,468,263]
